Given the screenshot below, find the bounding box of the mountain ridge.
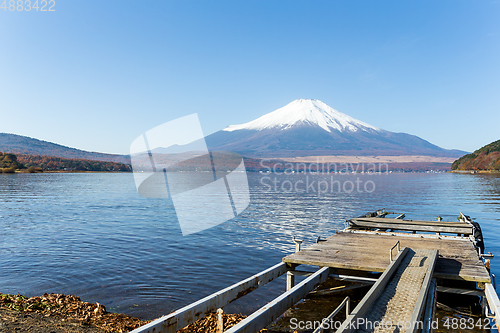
[0,133,130,164]
[206,99,467,158]
[1,99,468,161]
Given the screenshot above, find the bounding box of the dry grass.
[0,293,148,332]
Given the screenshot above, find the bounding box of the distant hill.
[17,154,130,172]
[0,133,130,164]
[0,152,130,173]
[206,99,467,158]
[452,140,500,171]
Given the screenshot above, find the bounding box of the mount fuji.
[205,99,466,158]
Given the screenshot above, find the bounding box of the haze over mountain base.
[280,155,457,164]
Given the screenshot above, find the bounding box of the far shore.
[279,155,456,164]
[2,170,131,174]
[451,170,500,174]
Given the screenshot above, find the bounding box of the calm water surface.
[1,172,499,319]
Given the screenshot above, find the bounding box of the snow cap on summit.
[223,99,380,133]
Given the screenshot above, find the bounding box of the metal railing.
[390,241,401,261]
[312,296,350,333]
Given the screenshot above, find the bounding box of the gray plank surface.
[283,232,489,283]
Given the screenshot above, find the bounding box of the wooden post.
[292,236,303,253]
[477,282,487,317]
[217,308,224,333]
[286,271,295,291]
[286,263,297,291]
[288,236,301,292]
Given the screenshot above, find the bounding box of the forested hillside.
[452,140,500,171]
[0,152,130,173]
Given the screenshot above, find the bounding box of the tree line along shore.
[0,152,131,173]
[451,139,500,172]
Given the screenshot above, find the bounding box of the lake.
[1,171,499,320]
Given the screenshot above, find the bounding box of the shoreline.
[451,170,500,174]
[32,170,130,173]
[0,292,249,333]
[0,293,147,333]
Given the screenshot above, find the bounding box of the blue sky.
[1,0,499,155]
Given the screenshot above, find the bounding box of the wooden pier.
[283,230,490,283]
[131,211,499,333]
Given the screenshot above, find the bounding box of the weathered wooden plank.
[342,229,474,241]
[299,243,479,260]
[436,286,484,296]
[324,232,476,250]
[330,274,378,284]
[350,220,472,234]
[283,232,490,283]
[130,262,287,333]
[225,266,331,333]
[309,284,371,296]
[351,217,471,227]
[285,252,489,282]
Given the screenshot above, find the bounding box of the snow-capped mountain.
[224,99,380,133]
[205,99,466,158]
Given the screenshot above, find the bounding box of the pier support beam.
[485,283,500,327]
[478,282,487,317]
[286,271,295,291]
[216,308,223,333]
[286,263,298,291]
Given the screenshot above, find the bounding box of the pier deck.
[283,230,490,283]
